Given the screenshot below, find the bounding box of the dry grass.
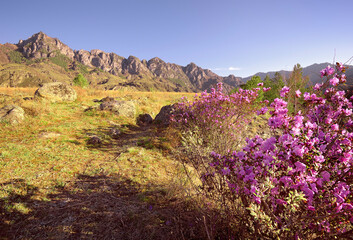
[0,87,227,239]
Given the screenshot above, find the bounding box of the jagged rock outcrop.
[74,49,125,74]
[147,57,194,89]
[122,56,152,77]
[223,74,243,87]
[10,32,243,92]
[147,57,184,79]
[17,32,75,59]
[183,62,221,90]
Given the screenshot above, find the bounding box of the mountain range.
[0,32,242,92]
[243,63,353,86]
[0,32,352,92]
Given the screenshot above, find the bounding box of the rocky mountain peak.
[223,74,243,87]
[122,56,152,76]
[148,57,164,64]
[17,31,75,60]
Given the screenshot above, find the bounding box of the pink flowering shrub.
[201,63,353,238]
[172,82,264,158]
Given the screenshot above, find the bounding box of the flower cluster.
[172,82,264,154]
[202,63,353,238]
[320,63,347,87]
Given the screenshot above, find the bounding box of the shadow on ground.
[82,124,155,156]
[0,174,220,240]
[1,125,233,239]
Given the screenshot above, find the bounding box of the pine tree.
[286,64,309,113]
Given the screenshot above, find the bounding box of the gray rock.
[154,104,177,126]
[137,114,153,126]
[38,132,61,139]
[87,135,102,146]
[0,105,25,124]
[23,96,33,100]
[109,128,121,138]
[100,96,115,102]
[34,82,77,102]
[99,100,136,118]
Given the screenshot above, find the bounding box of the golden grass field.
[0,87,223,239]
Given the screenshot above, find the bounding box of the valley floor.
[0,88,215,240]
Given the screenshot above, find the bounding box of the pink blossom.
[280,86,290,97]
[295,161,306,172]
[331,124,339,131]
[295,89,301,97]
[313,83,323,91]
[294,147,305,157]
[321,171,330,182]
[307,206,316,211]
[320,65,335,77]
[329,77,339,86]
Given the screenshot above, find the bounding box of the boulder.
[136,114,153,126]
[99,100,136,118]
[34,82,77,102]
[0,105,25,124]
[154,104,177,126]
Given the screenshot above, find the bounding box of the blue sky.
[1,0,352,77]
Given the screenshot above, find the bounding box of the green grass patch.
[49,52,71,71]
[7,50,26,64]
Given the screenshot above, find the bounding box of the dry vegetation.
[0,87,231,239]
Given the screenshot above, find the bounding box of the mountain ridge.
[0,32,242,92]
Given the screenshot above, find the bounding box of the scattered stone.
[109,128,121,139]
[108,121,119,126]
[34,82,77,102]
[23,96,33,100]
[99,100,136,118]
[38,132,61,139]
[100,96,115,102]
[154,104,177,126]
[84,105,99,112]
[87,135,102,146]
[136,114,153,126]
[0,105,25,124]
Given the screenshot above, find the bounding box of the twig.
[203,215,212,240]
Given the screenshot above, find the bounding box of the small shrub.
[73,74,89,88]
[173,82,264,156]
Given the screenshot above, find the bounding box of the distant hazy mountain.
[243,62,353,86]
